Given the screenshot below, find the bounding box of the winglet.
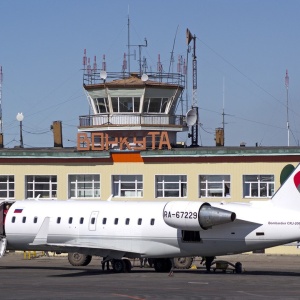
[107,194,113,201]
[30,217,50,245]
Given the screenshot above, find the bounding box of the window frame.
[143,97,169,113]
[111,96,141,113]
[243,174,275,198]
[68,174,100,199]
[25,175,57,199]
[199,175,231,198]
[94,97,109,114]
[155,175,187,198]
[112,175,143,198]
[0,175,15,199]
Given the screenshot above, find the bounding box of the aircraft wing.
[29,217,140,258]
[45,241,140,259]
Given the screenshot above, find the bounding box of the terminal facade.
[0,146,299,204]
[1,64,299,255]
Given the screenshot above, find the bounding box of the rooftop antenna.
[168,25,179,76]
[285,69,290,146]
[83,49,87,71]
[186,28,199,147]
[122,53,127,73]
[87,58,91,74]
[127,7,131,75]
[222,77,225,145]
[102,54,106,71]
[0,66,2,133]
[130,38,147,76]
[157,54,163,82]
[93,56,97,72]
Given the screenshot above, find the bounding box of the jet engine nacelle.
[163,201,236,230]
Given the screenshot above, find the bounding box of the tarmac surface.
[0,252,300,299]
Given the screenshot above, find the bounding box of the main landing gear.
[152,258,173,272]
[111,259,132,273]
[68,253,92,266]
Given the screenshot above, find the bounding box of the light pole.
[16,112,24,148]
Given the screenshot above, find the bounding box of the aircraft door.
[0,203,3,236]
[89,211,99,231]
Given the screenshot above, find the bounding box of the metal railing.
[83,71,185,87]
[79,113,186,127]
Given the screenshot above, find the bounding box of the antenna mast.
[127,9,131,75]
[186,28,199,147]
[0,66,3,134]
[285,69,290,146]
[222,77,225,145]
[168,25,179,75]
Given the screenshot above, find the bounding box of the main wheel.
[173,257,193,269]
[112,259,126,273]
[235,262,242,274]
[153,258,172,272]
[123,259,132,272]
[68,253,92,266]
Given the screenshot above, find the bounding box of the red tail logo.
[293,171,300,192]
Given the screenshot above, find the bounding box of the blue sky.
[0,0,299,148]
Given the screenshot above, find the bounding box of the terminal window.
[25,175,57,199]
[243,174,274,198]
[0,175,14,199]
[155,175,187,198]
[68,174,100,199]
[112,175,143,197]
[199,175,231,198]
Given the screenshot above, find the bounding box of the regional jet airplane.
[1,164,300,273]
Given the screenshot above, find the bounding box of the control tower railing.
[83,71,185,87]
[79,114,186,128]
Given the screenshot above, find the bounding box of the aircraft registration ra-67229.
[1,164,300,273]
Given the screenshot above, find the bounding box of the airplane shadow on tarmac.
[1,265,300,278]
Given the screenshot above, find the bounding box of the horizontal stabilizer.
[30,217,50,245]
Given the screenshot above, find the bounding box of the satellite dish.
[141,73,148,82]
[100,70,107,80]
[186,109,197,126]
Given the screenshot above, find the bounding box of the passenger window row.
[11,216,156,226]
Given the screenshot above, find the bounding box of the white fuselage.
[4,199,300,258]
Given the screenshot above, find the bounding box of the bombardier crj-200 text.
[1,164,300,273]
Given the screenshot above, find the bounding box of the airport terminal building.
[1,69,300,255]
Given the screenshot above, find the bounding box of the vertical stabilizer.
[272,163,300,210]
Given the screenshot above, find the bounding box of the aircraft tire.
[112,259,126,273]
[123,259,132,272]
[235,262,242,274]
[153,258,172,272]
[67,252,92,266]
[173,257,193,269]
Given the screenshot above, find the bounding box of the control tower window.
[111,97,141,113]
[143,98,168,113]
[94,98,108,113]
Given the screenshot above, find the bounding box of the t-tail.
[272,163,300,210]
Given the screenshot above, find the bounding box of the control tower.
[78,68,188,151]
